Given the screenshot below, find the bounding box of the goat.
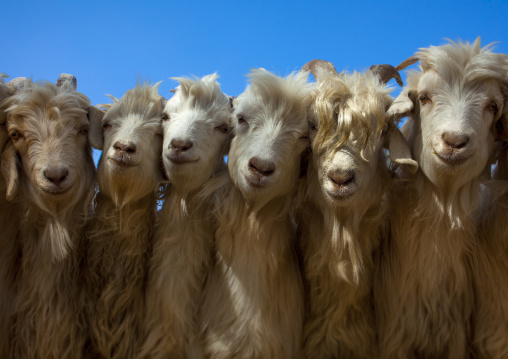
[376,38,508,358]
[139,73,232,358]
[199,69,313,359]
[296,60,417,358]
[85,82,164,359]
[1,75,95,359]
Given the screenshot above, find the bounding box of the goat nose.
[328,171,355,186]
[442,132,469,149]
[170,138,193,151]
[114,141,137,154]
[249,157,276,176]
[44,167,69,184]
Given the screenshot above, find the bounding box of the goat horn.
[369,64,403,87]
[57,74,77,90]
[395,55,419,71]
[301,59,339,81]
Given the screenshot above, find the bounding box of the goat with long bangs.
[139,73,232,358]
[376,38,508,358]
[85,82,164,359]
[296,60,416,358]
[1,75,95,359]
[199,69,313,359]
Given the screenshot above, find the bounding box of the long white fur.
[376,38,508,358]
[1,78,94,359]
[85,82,163,359]
[139,74,232,358]
[199,69,313,359]
[297,69,416,358]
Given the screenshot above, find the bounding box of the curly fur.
[376,39,508,358]
[85,82,163,359]
[2,79,95,359]
[200,69,312,359]
[139,74,232,358]
[297,70,398,358]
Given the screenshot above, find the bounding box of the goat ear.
[88,106,105,150]
[1,142,20,201]
[387,88,416,122]
[385,122,418,174]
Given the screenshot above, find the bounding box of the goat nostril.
[114,141,136,154]
[170,138,193,151]
[44,168,69,184]
[328,172,355,186]
[249,157,276,176]
[442,133,469,149]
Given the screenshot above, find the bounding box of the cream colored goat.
[296,61,416,358]
[1,76,95,359]
[85,82,164,359]
[139,74,232,359]
[199,69,313,359]
[376,38,508,358]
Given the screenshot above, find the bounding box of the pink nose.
[114,141,137,154]
[328,171,355,186]
[170,138,193,152]
[442,132,469,149]
[249,157,276,177]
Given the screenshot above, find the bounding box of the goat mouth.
[108,156,138,167]
[433,151,470,166]
[166,154,199,165]
[245,174,272,188]
[40,183,71,195]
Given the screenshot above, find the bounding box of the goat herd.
[0,38,507,359]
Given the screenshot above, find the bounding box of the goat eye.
[419,94,431,105]
[102,123,111,130]
[79,126,89,135]
[10,130,23,140]
[162,113,170,121]
[216,124,230,134]
[487,102,498,114]
[237,115,247,126]
[300,134,310,140]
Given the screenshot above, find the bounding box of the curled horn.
[56,73,77,90]
[369,64,404,87]
[396,55,419,71]
[300,59,339,82]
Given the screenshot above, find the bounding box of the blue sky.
[3,0,507,162]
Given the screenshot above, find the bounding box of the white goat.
[1,75,95,359]
[199,69,313,359]
[473,101,508,357]
[85,82,164,359]
[139,73,232,358]
[376,38,508,358]
[296,60,417,358]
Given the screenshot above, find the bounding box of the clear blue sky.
[3,0,507,162]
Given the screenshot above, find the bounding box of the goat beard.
[42,217,74,262]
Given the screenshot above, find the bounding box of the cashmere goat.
[1,75,95,359]
[376,38,508,359]
[296,60,417,358]
[200,69,313,359]
[85,82,164,359]
[140,73,232,358]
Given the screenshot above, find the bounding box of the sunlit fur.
[473,138,508,358]
[139,74,232,358]
[85,83,163,359]
[297,70,396,358]
[200,69,313,359]
[377,39,508,358]
[2,79,94,359]
[0,74,21,359]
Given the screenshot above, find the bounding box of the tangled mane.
[171,73,230,110]
[312,71,392,160]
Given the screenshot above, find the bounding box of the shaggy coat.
[376,39,508,359]
[139,74,232,358]
[200,69,312,359]
[297,69,416,358]
[85,83,163,359]
[1,79,95,359]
